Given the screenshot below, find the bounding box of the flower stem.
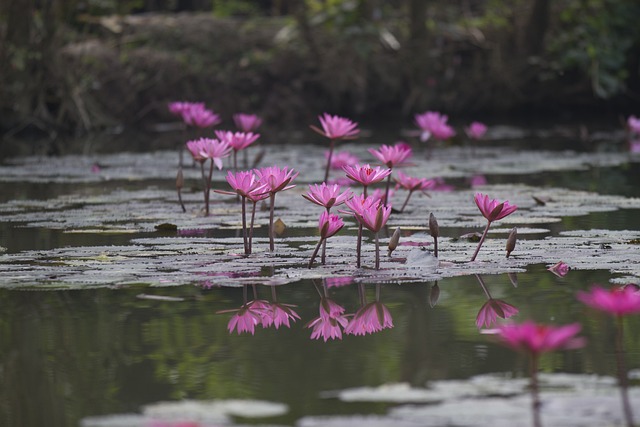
[241,196,249,255]
[530,354,542,427]
[399,190,413,213]
[324,140,335,183]
[321,207,329,264]
[248,201,257,254]
[374,231,380,270]
[470,220,492,262]
[309,239,324,268]
[356,223,363,268]
[268,193,276,252]
[433,236,438,258]
[615,316,635,427]
[475,274,492,299]
[383,171,392,207]
[205,159,215,216]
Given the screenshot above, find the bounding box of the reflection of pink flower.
[577,285,640,316]
[548,261,570,277]
[233,113,262,132]
[261,302,301,329]
[314,113,360,140]
[368,142,412,168]
[307,298,349,341]
[226,301,264,335]
[476,299,519,328]
[345,301,394,335]
[493,321,585,355]
[325,276,354,288]
[414,111,456,142]
[303,183,352,209]
[474,193,518,222]
[343,164,392,187]
[465,121,488,140]
[327,151,359,170]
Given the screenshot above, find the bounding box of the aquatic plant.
[343,163,391,198]
[465,121,488,140]
[215,130,260,171]
[368,142,412,206]
[349,197,392,270]
[233,113,262,132]
[325,150,359,171]
[505,227,517,258]
[394,171,435,212]
[470,192,518,262]
[181,103,221,129]
[547,261,570,277]
[186,137,232,216]
[310,113,359,183]
[475,275,518,329]
[345,284,393,335]
[414,111,455,142]
[308,211,344,268]
[428,212,439,258]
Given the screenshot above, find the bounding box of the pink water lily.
[476,299,519,329]
[185,138,232,216]
[345,301,394,335]
[260,301,301,329]
[465,121,488,140]
[326,150,359,170]
[309,211,344,267]
[394,171,435,212]
[311,113,360,183]
[215,130,260,152]
[181,103,221,128]
[197,138,232,170]
[471,193,518,261]
[628,115,640,135]
[345,196,391,269]
[224,300,266,335]
[303,183,353,210]
[415,111,455,142]
[577,285,640,316]
[233,113,262,132]
[168,101,202,117]
[343,163,391,197]
[547,261,570,277]
[368,142,412,168]
[255,166,299,252]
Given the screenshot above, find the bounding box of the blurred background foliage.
[0,0,639,142]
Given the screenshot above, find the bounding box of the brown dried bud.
[428,213,439,238]
[506,227,517,258]
[388,227,401,256]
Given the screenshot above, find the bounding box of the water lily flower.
[302,183,353,210]
[394,171,435,212]
[224,300,266,335]
[181,103,221,128]
[344,194,379,268]
[627,115,640,135]
[470,193,518,261]
[233,113,262,132]
[368,142,412,205]
[215,130,260,170]
[349,197,391,270]
[311,113,360,183]
[476,299,519,329]
[577,285,640,316]
[345,301,394,335]
[414,111,456,142]
[306,295,349,341]
[309,211,344,267]
[343,163,391,197]
[255,166,299,252]
[326,150,359,170]
[547,261,570,277]
[465,121,488,140]
[168,101,202,117]
[470,174,488,187]
[185,138,232,216]
[260,301,301,329]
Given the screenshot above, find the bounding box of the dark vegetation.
[1,0,639,148]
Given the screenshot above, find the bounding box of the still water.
[0,145,639,426]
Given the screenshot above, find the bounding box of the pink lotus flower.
[414,111,456,142]
[547,261,570,277]
[181,104,221,128]
[394,171,435,192]
[185,138,210,163]
[492,321,585,355]
[327,150,359,170]
[465,121,488,140]
[307,313,349,341]
[197,138,232,170]
[215,130,260,152]
[474,193,518,222]
[476,299,519,328]
[345,301,394,335]
[318,211,344,239]
[255,165,299,194]
[233,113,262,132]
[630,141,640,153]
[168,101,202,117]
[343,164,392,189]
[628,115,640,135]
[368,142,412,168]
[313,113,360,140]
[260,301,301,329]
[302,183,352,210]
[577,285,640,316]
[356,201,392,233]
[471,193,518,262]
[225,170,266,198]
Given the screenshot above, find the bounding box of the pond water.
[0,133,639,427]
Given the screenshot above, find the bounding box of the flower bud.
[428,213,439,238]
[506,227,517,258]
[388,227,401,256]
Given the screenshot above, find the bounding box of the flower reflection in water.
[345,284,394,336]
[474,274,519,329]
[218,284,299,335]
[306,280,350,342]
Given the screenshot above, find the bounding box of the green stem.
[356,223,363,268]
[269,193,276,252]
[470,220,492,262]
[241,196,249,255]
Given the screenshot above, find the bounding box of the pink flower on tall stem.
[577,285,640,426]
[186,138,232,216]
[394,171,435,212]
[310,113,360,183]
[255,166,299,252]
[233,113,263,132]
[470,193,518,261]
[309,211,344,267]
[476,299,519,328]
[628,115,640,135]
[302,183,353,210]
[465,121,488,140]
[489,321,585,427]
[215,130,260,171]
[344,194,379,268]
[326,150,359,170]
[368,142,412,206]
[547,261,570,277]
[343,164,391,198]
[414,111,455,142]
[348,197,392,270]
[181,104,221,129]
